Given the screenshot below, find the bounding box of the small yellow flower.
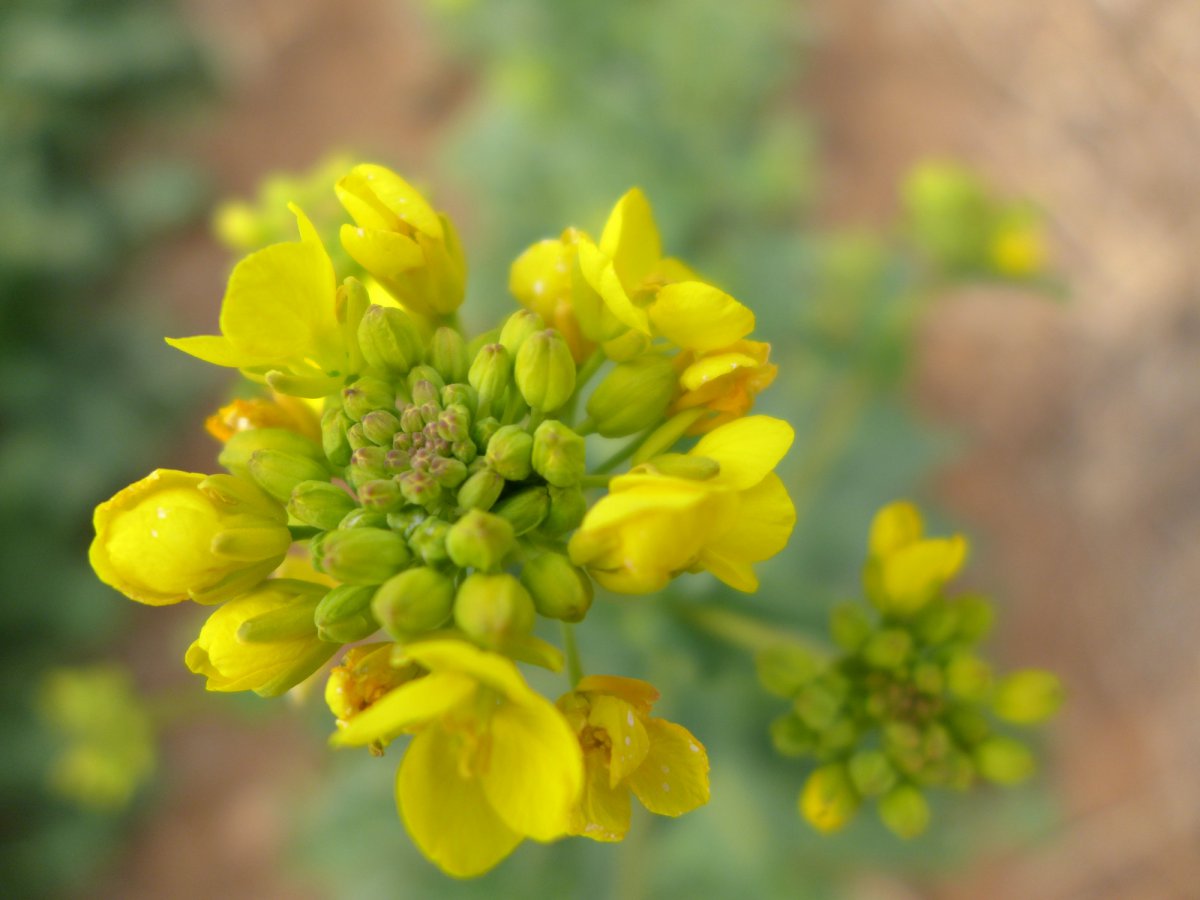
[863,501,968,616]
[337,164,466,318]
[331,639,582,878]
[325,643,420,733]
[185,579,337,697]
[204,393,322,444]
[557,675,709,842]
[988,219,1047,279]
[670,338,778,433]
[508,228,595,362]
[800,763,860,833]
[569,416,796,593]
[89,470,291,606]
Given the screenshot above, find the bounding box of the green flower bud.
[429,455,468,489]
[436,405,472,443]
[485,424,533,481]
[830,601,872,651]
[457,468,505,512]
[219,428,325,481]
[946,708,991,746]
[445,509,516,572]
[399,406,426,434]
[769,713,815,758]
[338,508,389,530]
[441,382,477,414]
[993,670,1063,724]
[386,509,423,536]
[314,584,379,643]
[799,764,860,833]
[472,415,501,449]
[373,567,455,637]
[493,487,549,536]
[346,422,371,451]
[359,478,405,512]
[878,785,930,839]
[499,309,545,354]
[542,485,587,535]
[531,420,586,487]
[848,750,898,797]
[816,717,859,755]
[408,517,451,565]
[336,277,371,374]
[913,662,945,695]
[319,528,411,584]
[914,598,958,646]
[453,573,535,646]
[348,446,388,489]
[361,409,401,445]
[428,326,469,383]
[946,654,993,701]
[452,440,477,464]
[288,480,357,530]
[410,379,441,409]
[952,593,995,644]
[586,355,675,437]
[793,681,841,731]
[406,364,446,394]
[468,343,511,416]
[520,552,592,622]
[975,736,1035,785]
[755,643,823,698]
[341,376,395,421]
[357,304,424,377]
[321,407,354,468]
[863,628,913,670]
[515,330,576,412]
[398,470,441,508]
[247,449,330,502]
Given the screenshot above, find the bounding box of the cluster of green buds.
[758,501,1062,838]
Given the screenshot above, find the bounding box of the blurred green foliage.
[0,0,207,894]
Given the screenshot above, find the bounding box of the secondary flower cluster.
[89,165,793,877]
[759,502,1062,838]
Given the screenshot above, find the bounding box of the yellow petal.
[679,351,760,392]
[399,639,533,704]
[509,238,571,320]
[587,695,650,788]
[697,548,759,593]
[577,238,650,336]
[880,535,969,614]
[705,473,796,564]
[397,727,522,878]
[572,749,632,842]
[628,718,710,817]
[480,698,583,842]
[599,188,661,292]
[330,671,476,748]
[869,501,924,558]
[648,282,754,352]
[689,416,794,490]
[339,223,424,279]
[164,334,268,369]
[575,676,660,712]
[346,164,443,239]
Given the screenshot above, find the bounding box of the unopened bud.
[373,567,455,637]
[946,654,993,701]
[531,420,586,487]
[436,405,471,443]
[359,478,405,512]
[848,750,898,797]
[336,277,371,374]
[315,584,379,643]
[341,376,396,421]
[794,682,842,731]
[830,601,872,651]
[499,309,545,354]
[406,364,446,394]
[453,572,535,645]
[319,528,411,584]
[993,669,1063,724]
[288,480,358,530]
[452,440,477,464]
[800,764,860,833]
[338,508,389,530]
[237,597,320,643]
[456,468,505,512]
[952,593,995,644]
[515,329,576,412]
[472,415,500,449]
[542,485,587,535]
[520,552,592,622]
[878,785,930,839]
[427,326,469,383]
[975,736,1035,785]
[348,446,389,489]
[770,713,815,757]
[410,379,441,409]
[755,643,822,698]
[346,422,371,451]
[863,628,913,670]
[467,343,511,415]
[398,470,441,508]
[408,517,451,565]
[485,424,533,481]
[357,305,424,377]
[445,509,515,572]
[494,487,549,535]
[586,355,676,437]
[441,382,477,414]
[428,456,468,490]
[321,407,354,468]
[219,428,325,481]
[248,449,330,501]
[361,409,401,445]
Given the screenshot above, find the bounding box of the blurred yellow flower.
[331,639,582,878]
[204,393,322,444]
[863,501,968,616]
[325,643,419,733]
[558,675,709,842]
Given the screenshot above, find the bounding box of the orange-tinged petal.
[587,695,650,788]
[575,676,661,712]
[330,671,475,748]
[572,749,633,842]
[628,718,710,817]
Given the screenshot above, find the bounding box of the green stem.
[565,349,606,426]
[575,416,597,436]
[674,603,824,656]
[562,622,584,687]
[593,425,654,474]
[789,373,872,529]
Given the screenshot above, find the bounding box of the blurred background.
[2,0,1197,897]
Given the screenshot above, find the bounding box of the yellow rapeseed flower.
[557,675,709,842]
[89,470,291,606]
[337,164,466,319]
[670,338,779,433]
[508,228,595,362]
[204,393,322,444]
[569,416,796,593]
[331,639,582,878]
[325,643,420,733]
[863,501,968,616]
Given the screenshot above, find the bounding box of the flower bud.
[520,552,592,622]
[373,567,455,637]
[770,714,815,758]
[456,468,505,512]
[493,486,549,535]
[427,326,468,383]
[499,308,546,353]
[346,423,371,451]
[236,596,320,643]
[485,424,533,481]
[541,485,587,535]
[248,449,331,502]
[862,628,913,670]
[321,408,354,468]
[830,601,872,651]
[348,446,388,489]
[361,409,401,445]
[288,480,358,530]
[515,329,576,412]
[336,277,371,374]
[410,379,441,410]
[319,528,411,584]
[407,364,446,395]
[952,593,995,643]
[398,470,441,508]
[794,682,842,732]
[974,736,1035,785]
[408,517,451,565]
[429,456,468,490]
[848,750,898,798]
[338,508,389,530]
[314,584,379,643]
[531,420,586,487]
[453,573,535,646]
[218,428,326,482]
[586,355,676,437]
[799,764,859,833]
[445,509,516,572]
[341,376,396,421]
[357,305,424,378]
[467,343,511,416]
[452,440,477,464]
[755,643,822,698]
[945,654,993,701]
[472,415,500,449]
[441,382,477,414]
[385,509,423,536]
[436,405,472,443]
[878,785,930,839]
[359,478,405,513]
[992,670,1063,724]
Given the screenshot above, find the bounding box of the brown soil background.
[96,2,1200,898]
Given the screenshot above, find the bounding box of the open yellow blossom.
[670,338,779,433]
[557,675,709,842]
[325,643,420,732]
[89,470,291,606]
[863,501,968,616]
[185,579,336,697]
[167,206,346,384]
[337,164,466,319]
[331,640,582,878]
[569,415,796,593]
[204,393,322,444]
[508,228,595,361]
